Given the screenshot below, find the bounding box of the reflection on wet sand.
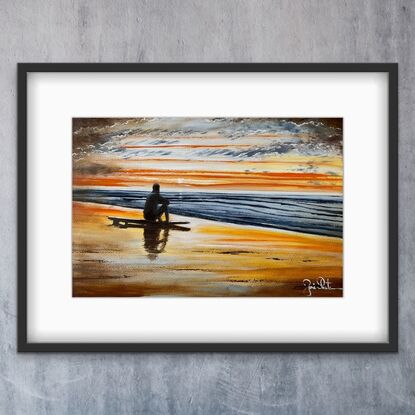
[108,219,191,260]
[73,202,343,297]
[143,227,169,260]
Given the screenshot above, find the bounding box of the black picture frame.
[17,63,398,352]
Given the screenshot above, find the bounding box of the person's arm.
[158,194,170,205]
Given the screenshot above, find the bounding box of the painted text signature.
[303,277,336,296]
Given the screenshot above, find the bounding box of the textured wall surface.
[0,1,413,413]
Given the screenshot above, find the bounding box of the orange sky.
[72,118,343,193]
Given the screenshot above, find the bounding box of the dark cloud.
[73,162,119,175]
[72,117,343,160]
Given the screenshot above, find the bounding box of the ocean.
[73,189,343,238]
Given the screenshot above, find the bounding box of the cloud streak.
[72,117,343,193]
[73,117,342,160]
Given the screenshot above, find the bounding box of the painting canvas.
[72,117,343,297]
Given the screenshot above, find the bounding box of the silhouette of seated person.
[143,183,170,222]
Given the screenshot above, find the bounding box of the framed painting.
[18,63,398,351]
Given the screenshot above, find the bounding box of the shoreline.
[74,199,343,240]
[73,190,343,239]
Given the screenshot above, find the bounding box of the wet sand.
[73,201,343,297]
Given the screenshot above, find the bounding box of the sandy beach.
[73,201,343,297]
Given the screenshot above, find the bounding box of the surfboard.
[107,216,190,230]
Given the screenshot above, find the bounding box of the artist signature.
[303,277,335,296]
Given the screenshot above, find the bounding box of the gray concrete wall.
[0,1,413,413]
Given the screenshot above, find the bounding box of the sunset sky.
[72,117,343,193]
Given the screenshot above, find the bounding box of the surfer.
[143,183,170,223]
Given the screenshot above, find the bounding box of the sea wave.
[73,189,343,238]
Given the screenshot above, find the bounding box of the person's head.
[152,183,160,193]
